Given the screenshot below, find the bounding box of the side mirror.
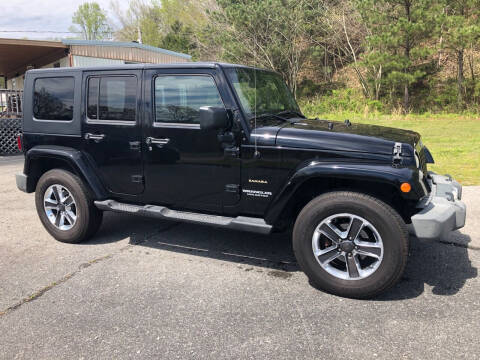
[199,106,230,131]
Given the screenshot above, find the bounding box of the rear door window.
[33,77,74,121]
[87,76,137,122]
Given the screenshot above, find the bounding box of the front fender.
[23,145,108,199]
[264,161,424,224]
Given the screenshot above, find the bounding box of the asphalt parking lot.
[1,155,479,359]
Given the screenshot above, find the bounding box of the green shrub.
[298,78,480,115]
[297,79,344,98]
[298,88,383,115]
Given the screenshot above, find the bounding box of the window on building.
[33,77,74,120]
[154,75,223,124]
[87,76,137,122]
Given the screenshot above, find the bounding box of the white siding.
[69,44,189,64]
[72,55,125,67]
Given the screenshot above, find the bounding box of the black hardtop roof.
[26,62,270,74]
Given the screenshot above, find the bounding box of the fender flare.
[264,161,421,224]
[23,145,108,199]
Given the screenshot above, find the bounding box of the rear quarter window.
[33,77,74,121]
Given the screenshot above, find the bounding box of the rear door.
[82,70,144,195]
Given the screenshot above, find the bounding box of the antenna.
[253,32,260,159]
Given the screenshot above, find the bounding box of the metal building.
[0,38,191,155]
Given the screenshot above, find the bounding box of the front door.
[143,70,240,213]
[82,70,144,195]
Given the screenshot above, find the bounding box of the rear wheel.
[35,169,103,243]
[293,191,408,299]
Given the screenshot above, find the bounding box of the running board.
[94,200,272,235]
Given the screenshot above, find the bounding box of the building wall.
[69,45,189,64]
[72,55,125,67]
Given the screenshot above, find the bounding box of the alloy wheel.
[312,213,384,280]
[43,184,77,231]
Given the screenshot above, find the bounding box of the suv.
[16,63,466,298]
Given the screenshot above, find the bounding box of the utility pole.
[137,25,142,44]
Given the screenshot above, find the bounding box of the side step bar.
[94,200,272,235]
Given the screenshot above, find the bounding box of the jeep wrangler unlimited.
[15,63,466,298]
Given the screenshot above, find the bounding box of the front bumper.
[410,173,466,240]
[16,173,28,193]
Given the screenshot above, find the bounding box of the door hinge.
[131,175,144,184]
[225,184,240,193]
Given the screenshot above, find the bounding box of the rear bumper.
[410,173,466,240]
[16,173,28,192]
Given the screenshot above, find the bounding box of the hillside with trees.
[76,0,480,113]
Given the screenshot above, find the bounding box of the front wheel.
[293,191,408,299]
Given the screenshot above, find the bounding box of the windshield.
[225,67,300,122]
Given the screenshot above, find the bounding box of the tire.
[293,191,408,299]
[35,169,103,243]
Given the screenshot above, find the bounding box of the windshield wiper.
[276,110,305,119]
[249,113,290,122]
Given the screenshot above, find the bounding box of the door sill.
[94,200,272,235]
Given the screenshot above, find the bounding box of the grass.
[299,110,480,185]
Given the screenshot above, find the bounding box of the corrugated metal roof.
[62,39,191,60]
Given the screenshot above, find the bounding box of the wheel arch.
[265,162,419,229]
[24,145,108,199]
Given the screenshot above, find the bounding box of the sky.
[0,0,129,40]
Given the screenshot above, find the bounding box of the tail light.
[16,133,22,151]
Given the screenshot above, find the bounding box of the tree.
[441,0,480,106]
[112,0,205,58]
[112,0,161,47]
[160,20,197,54]
[357,0,442,111]
[314,2,369,96]
[210,0,328,97]
[70,2,112,40]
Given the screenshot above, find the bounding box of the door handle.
[146,137,170,150]
[85,133,105,142]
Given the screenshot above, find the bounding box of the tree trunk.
[457,48,464,107]
[468,47,475,82]
[403,0,411,113]
[404,84,409,113]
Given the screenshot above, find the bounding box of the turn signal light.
[400,182,411,193]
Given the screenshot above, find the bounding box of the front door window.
[154,75,224,125]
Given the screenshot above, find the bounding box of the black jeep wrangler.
[16,63,466,298]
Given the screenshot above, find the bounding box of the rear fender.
[23,145,108,199]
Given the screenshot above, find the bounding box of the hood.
[252,119,420,156]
